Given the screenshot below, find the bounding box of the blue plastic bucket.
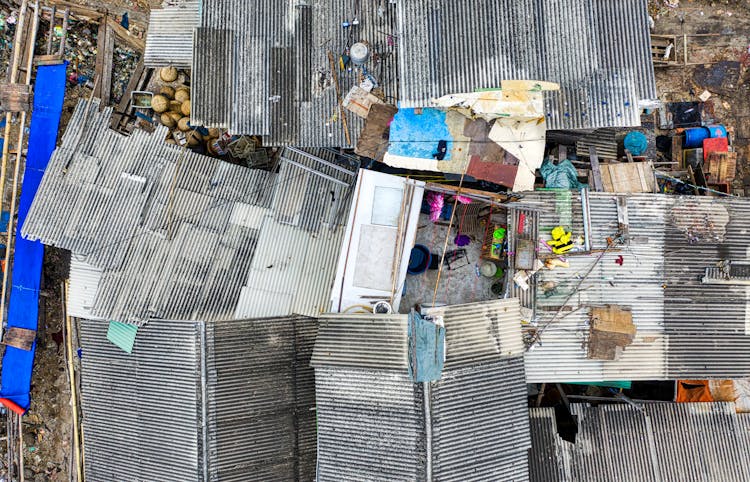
[408,245,432,275]
[706,124,727,138]
[683,127,710,148]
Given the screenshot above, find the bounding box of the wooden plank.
[616,196,629,236]
[58,8,69,57]
[588,305,636,361]
[636,162,649,192]
[2,327,36,350]
[625,149,634,163]
[93,19,106,100]
[0,83,32,111]
[46,6,55,54]
[106,17,146,52]
[588,146,604,192]
[101,24,114,106]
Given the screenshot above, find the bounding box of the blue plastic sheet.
[388,107,454,160]
[407,311,445,382]
[0,63,66,412]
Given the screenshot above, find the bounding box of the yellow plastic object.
[551,226,566,240]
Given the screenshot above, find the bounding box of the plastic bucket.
[408,245,432,275]
[683,127,710,148]
[706,124,727,138]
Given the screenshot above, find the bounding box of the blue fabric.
[407,311,445,382]
[0,63,66,411]
[388,107,453,160]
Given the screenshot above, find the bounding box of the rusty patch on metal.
[670,201,730,244]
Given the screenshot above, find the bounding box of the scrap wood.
[588,305,636,361]
[2,327,36,350]
[0,83,32,111]
[327,51,351,146]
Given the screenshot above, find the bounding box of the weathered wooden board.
[600,161,656,193]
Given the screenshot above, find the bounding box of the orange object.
[0,397,26,415]
[676,380,713,403]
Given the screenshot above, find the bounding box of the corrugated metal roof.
[513,192,750,382]
[67,257,103,320]
[205,316,318,481]
[396,0,656,130]
[79,318,204,482]
[143,0,200,68]
[431,358,531,481]
[311,313,409,370]
[313,299,531,481]
[315,367,427,481]
[529,403,750,482]
[24,100,357,325]
[427,298,526,367]
[192,0,398,146]
[79,316,317,482]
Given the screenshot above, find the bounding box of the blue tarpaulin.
[388,107,454,160]
[0,63,66,413]
[407,311,445,382]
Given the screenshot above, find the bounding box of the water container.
[408,245,432,275]
[683,127,710,148]
[350,42,370,65]
[706,124,727,138]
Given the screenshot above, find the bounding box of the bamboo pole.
[0,0,40,330]
[0,0,29,339]
[18,413,23,482]
[63,281,83,482]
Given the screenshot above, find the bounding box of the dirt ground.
[650,0,750,194]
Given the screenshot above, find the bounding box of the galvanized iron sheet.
[513,192,750,382]
[311,313,410,370]
[431,358,531,482]
[427,298,526,368]
[24,100,357,325]
[143,0,200,68]
[193,0,399,146]
[529,403,750,482]
[396,0,656,130]
[79,316,317,482]
[314,299,531,481]
[79,318,204,482]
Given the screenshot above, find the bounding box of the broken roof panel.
[192,0,398,147]
[143,0,200,68]
[23,100,358,324]
[512,192,750,382]
[529,403,750,481]
[396,0,656,130]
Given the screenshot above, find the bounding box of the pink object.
[455,195,472,204]
[427,192,444,222]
